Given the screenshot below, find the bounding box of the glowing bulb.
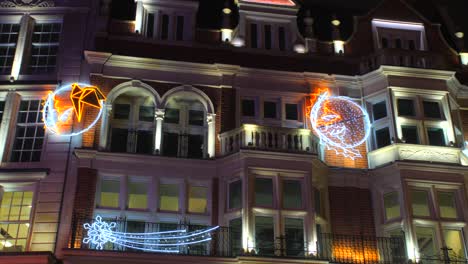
[2,241,12,247]
[331,19,341,26]
[455,31,464,39]
[223,7,231,14]
[232,36,245,47]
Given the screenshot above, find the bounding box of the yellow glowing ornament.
[70,83,106,122]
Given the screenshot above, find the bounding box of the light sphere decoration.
[310,92,371,159]
[43,83,106,137]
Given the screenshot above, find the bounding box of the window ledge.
[0,168,48,183]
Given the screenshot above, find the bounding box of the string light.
[43,83,105,137]
[83,216,219,252]
[310,91,370,159]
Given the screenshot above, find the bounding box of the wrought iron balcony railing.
[68,217,408,264]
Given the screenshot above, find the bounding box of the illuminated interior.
[0,191,33,252]
[241,0,295,6]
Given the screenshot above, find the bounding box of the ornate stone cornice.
[0,0,54,7]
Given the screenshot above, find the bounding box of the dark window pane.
[372,101,387,121]
[163,132,178,157]
[164,108,179,124]
[242,99,255,117]
[187,134,203,158]
[113,104,130,119]
[176,16,184,41]
[110,128,128,152]
[409,40,415,50]
[161,14,169,40]
[376,127,391,148]
[189,110,204,126]
[146,13,154,38]
[229,180,242,209]
[283,180,302,209]
[278,27,286,51]
[230,218,242,255]
[139,106,154,122]
[382,37,388,48]
[255,216,274,255]
[285,104,298,120]
[395,38,402,49]
[423,101,442,119]
[0,101,5,122]
[285,218,304,256]
[136,131,153,154]
[264,25,271,50]
[427,128,445,146]
[250,23,257,48]
[255,178,273,207]
[264,101,276,119]
[402,126,419,144]
[397,99,415,116]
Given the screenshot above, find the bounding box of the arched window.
[110,90,155,154]
[162,93,207,158]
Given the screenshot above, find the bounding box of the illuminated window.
[415,227,437,258]
[159,184,179,212]
[99,179,120,208]
[228,180,242,209]
[285,104,298,120]
[397,99,415,116]
[255,216,274,255]
[0,191,33,252]
[402,125,419,144]
[383,192,400,220]
[188,185,207,213]
[29,23,61,73]
[282,180,302,209]
[376,127,391,148]
[411,190,431,217]
[423,101,442,119]
[0,24,20,74]
[255,178,273,207]
[427,128,445,146]
[11,100,45,162]
[264,101,277,119]
[284,218,304,256]
[438,191,457,219]
[443,229,466,258]
[242,99,255,117]
[372,101,387,121]
[128,179,148,210]
[229,218,242,254]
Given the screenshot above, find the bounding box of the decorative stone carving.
[155,109,165,121]
[0,0,55,7]
[399,147,459,163]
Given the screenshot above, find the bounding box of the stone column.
[134,0,144,34]
[154,109,165,154]
[98,103,112,151]
[207,113,216,158]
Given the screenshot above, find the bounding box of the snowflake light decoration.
[310,91,371,159]
[83,215,117,250]
[82,215,219,253]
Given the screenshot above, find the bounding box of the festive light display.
[242,0,295,6]
[43,83,106,136]
[83,216,219,253]
[310,91,371,159]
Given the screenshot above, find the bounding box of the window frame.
[382,191,401,222]
[281,178,304,210]
[227,178,242,211]
[254,176,276,209]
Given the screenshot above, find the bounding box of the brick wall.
[69,167,97,248]
[328,186,376,236]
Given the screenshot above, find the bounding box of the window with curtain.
[99,179,120,208]
[384,192,400,220]
[188,185,207,213]
[411,190,431,217]
[159,184,179,212]
[128,179,148,210]
[0,191,33,252]
[438,191,458,219]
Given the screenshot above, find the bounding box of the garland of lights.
[83,216,219,252]
[43,83,105,137]
[310,92,371,159]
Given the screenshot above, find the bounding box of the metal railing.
[68,217,408,263]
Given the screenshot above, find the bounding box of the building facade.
[1,0,468,264]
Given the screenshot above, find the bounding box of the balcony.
[368,143,468,169]
[219,124,319,156]
[67,217,407,264]
[359,48,453,73]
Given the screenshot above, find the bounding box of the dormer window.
[372,19,427,51]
